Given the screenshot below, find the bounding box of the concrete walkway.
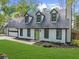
[0,35,35,45]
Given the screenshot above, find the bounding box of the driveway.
[0,35,35,45]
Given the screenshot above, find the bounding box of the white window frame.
[25,15,32,24]
[36,12,44,23]
[56,29,62,40]
[50,10,59,23]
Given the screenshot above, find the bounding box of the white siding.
[61,29,66,43]
[40,29,66,43]
[4,28,8,35]
[40,29,49,41]
[7,28,67,43]
[18,29,34,39]
[49,29,56,41]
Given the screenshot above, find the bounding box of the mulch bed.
[34,41,78,48]
[14,37,78,48]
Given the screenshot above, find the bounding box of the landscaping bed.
[34,41,78,48]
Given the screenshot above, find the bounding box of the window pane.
[51,13,57,21]
[37,15,41,22]
[44,29,49,39]
[20,28,23,36]
[27,29,31,37]
[25,16,29,23]
[56,29,62,40]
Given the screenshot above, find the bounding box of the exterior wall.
[40,29,49,40]
[4,28,8,35]
[18,29,34,39]
[40,29,66,43]
[6,28,68,43]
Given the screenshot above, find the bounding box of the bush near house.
[0,30,4,34]
[72,40,79,47]
[72,31,79,47]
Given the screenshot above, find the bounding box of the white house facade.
[5,8,71,43]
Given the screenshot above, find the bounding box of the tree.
[0,0,9,5]
[0,14,5,25]
[28,0,38,12]
[74,14,79,31]
[0,0,38,25]
[15,0,29,16]
[67,0,74,6]
[11,0,38,17]
[0,0,11,15]
[0,0,13,33]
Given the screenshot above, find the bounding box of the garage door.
[8,28,18,37]
[8,32,18,37]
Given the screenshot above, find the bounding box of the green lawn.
[0,40,79,59]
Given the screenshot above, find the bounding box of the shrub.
[72,40,79,47]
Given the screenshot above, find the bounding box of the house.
[5,8,71,43]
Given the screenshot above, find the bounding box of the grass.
[0,40,79,59]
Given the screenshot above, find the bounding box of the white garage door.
[8,28,18,37]
[9,32,18,37]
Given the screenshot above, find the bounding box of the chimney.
[66,0,73,43]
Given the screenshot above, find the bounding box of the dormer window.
[50,9,59,22]
[25,16,29,23]
[36,11,44,23]
[37,15,41,22]
[25,14,33,24]
[51,13,57,21]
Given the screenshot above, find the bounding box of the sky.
[9,0,59,4]
[9,0,66,5]
[9,0,79,12]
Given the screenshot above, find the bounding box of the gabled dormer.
[36,11,45,23]
[25,14,33,24]
[50,9,59,23]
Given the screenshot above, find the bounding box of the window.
[37,15,41,22]
[44,29,49,39]
[27,29,31,37]
[56,29,62,40]
[50,9,59,21]
[25,16,29,23]
[20,28,23,36]
[25,15,32,24]
[51,13,57,21]
[36,11,44,23]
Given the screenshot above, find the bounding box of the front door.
[35,29,40,40]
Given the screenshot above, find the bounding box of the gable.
[50,9,60,22]
[36,11,45,23]
[25,14,33,24]
[50,9,58,14]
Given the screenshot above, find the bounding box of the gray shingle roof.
[6,8,70,29]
